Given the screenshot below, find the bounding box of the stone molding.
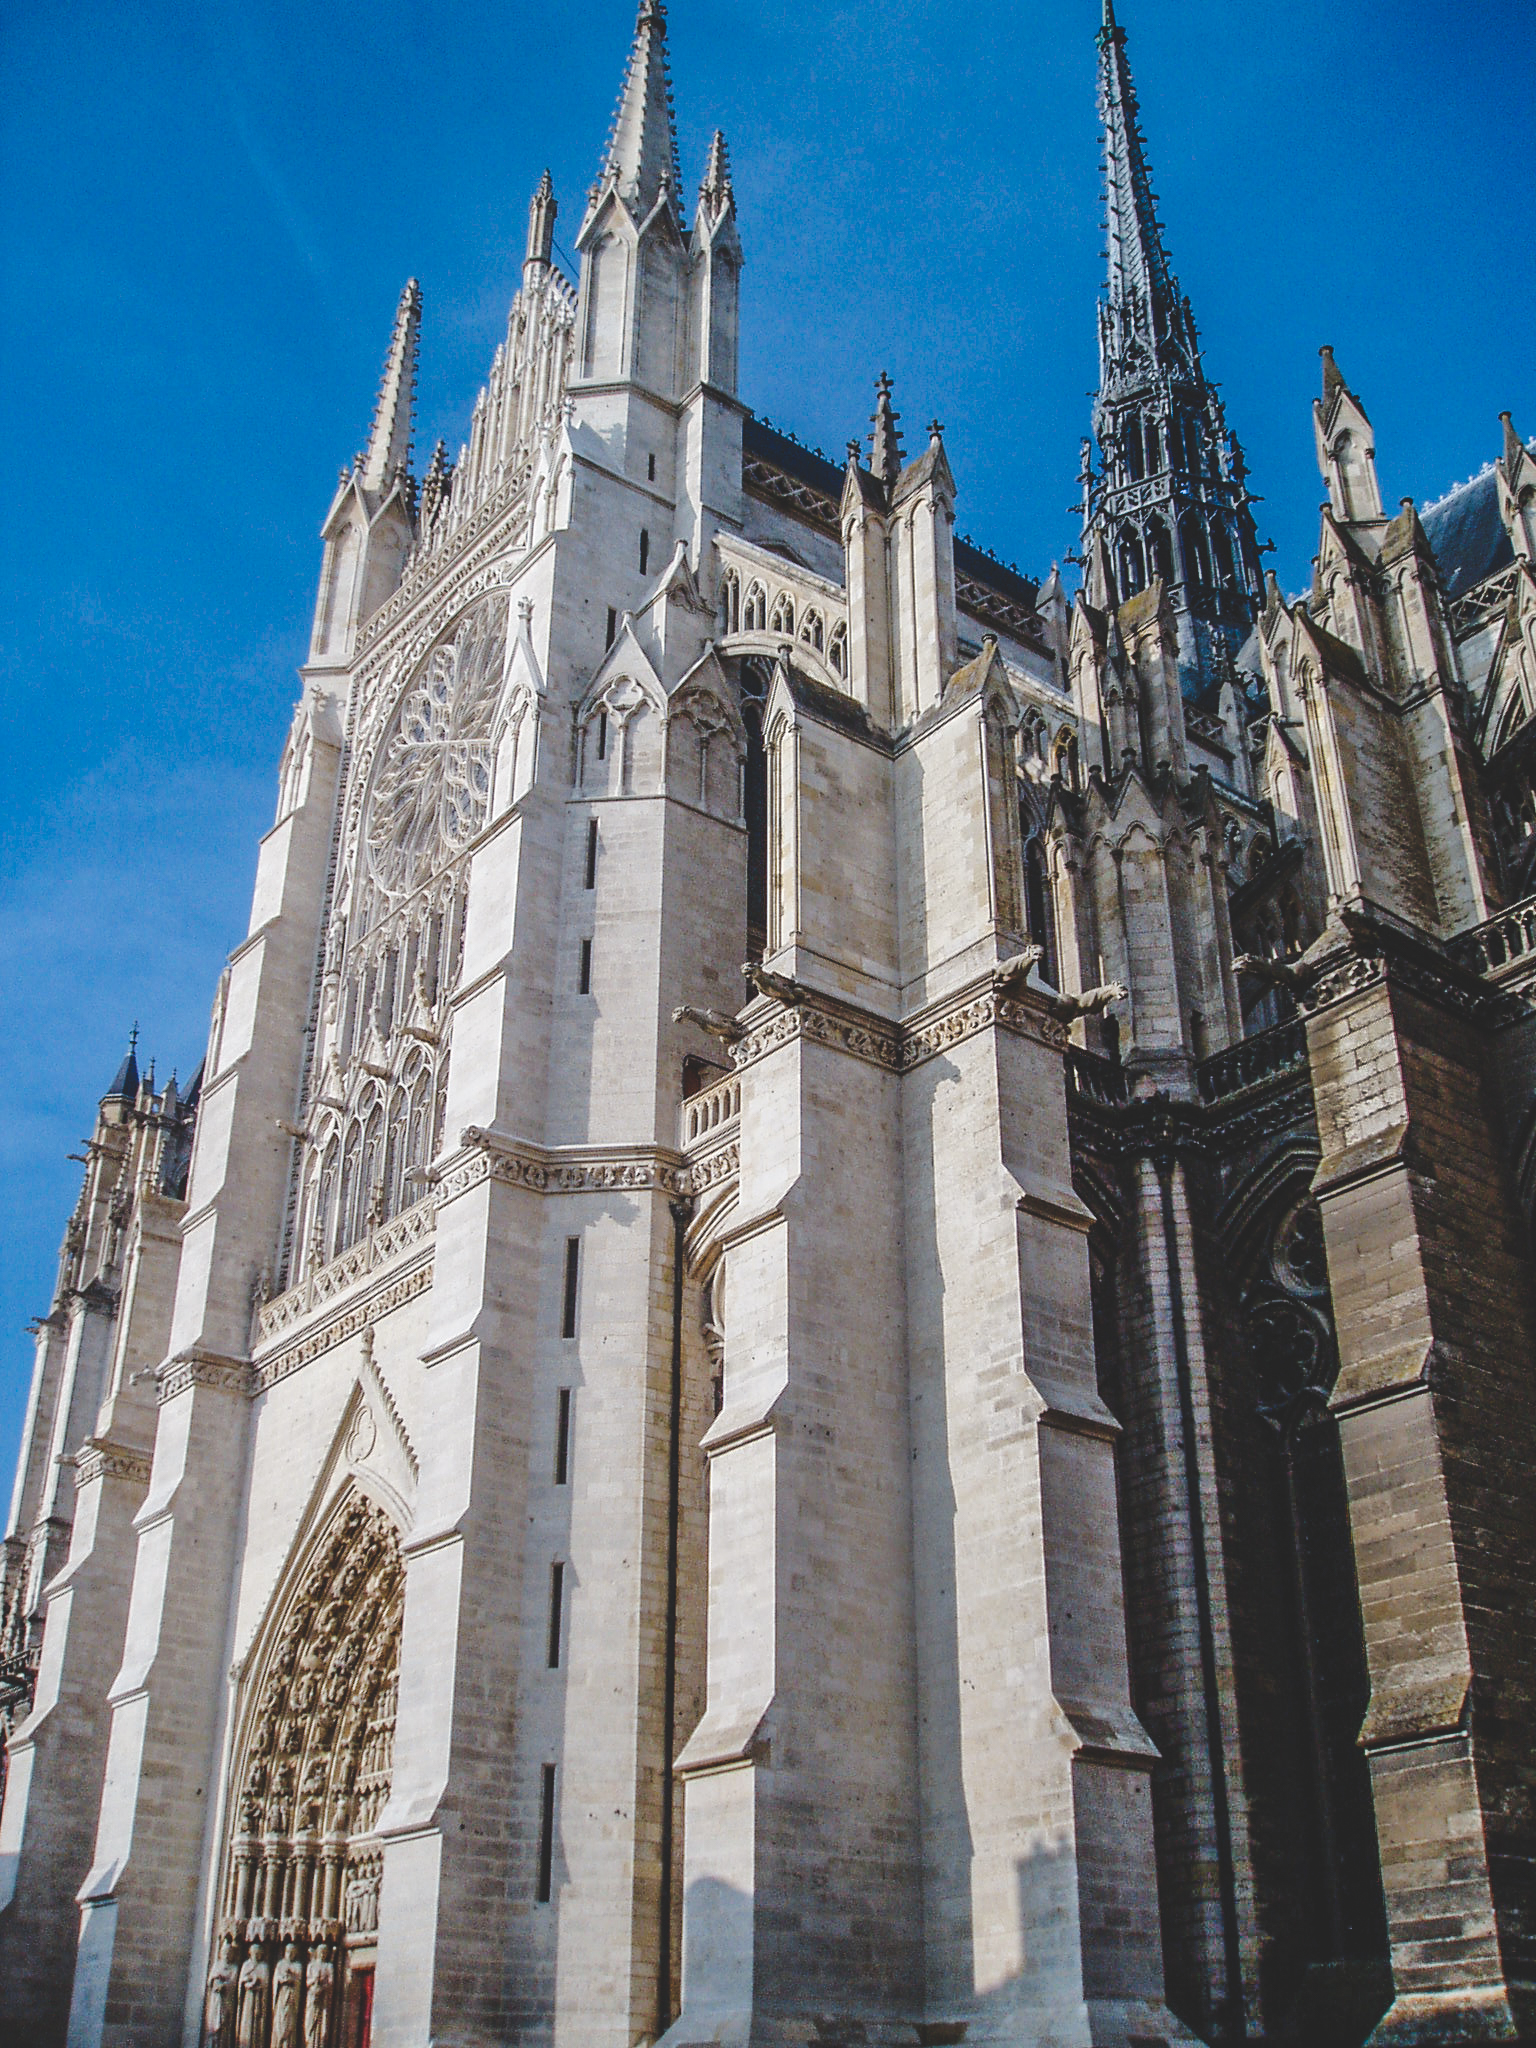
[438,1129,694,1205]
[72,1438,153,1490]
[255,1260,436,1396]
[155,1350,257,1405]
[1299,906,1527,1030]
[729,974,1068,1080]
[258,1198,438,1345]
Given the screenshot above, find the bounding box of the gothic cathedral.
[4,6,1534,2047]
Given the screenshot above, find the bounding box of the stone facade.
[3,4,1533,2047]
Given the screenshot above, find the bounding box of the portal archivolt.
[203,1493,404,2048]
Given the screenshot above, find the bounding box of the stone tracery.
[206,1494,404,2048]
[292,595,509,1279]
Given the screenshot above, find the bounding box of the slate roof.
[1422,463,1515,601]
[740,415,1040,619]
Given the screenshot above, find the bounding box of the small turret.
[525,170,556,279]
[870,374,904,490]
[688,129,742,395]
[104,1028,139,1106]
[699,129,733,226]
[575,0,688,389]
[309,281,423,664]
[1314,346,1383,525]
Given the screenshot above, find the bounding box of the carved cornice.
[729,975,1068,1080]
[73,1437,153,1489]
[1299,907,1527,1030]
[255,1261,435,1395]
[258,1199,437,1346]
[156,1350,257,1405]
[438,1129,694,1205]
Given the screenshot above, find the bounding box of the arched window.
[742,581,767,633]
[740,658,771,957]
[1147,515,1174,585]
[799,608,825,654]
[1117,528,1146,598]
[718,568,741,637]
[827,622,848,680]
[1126,417,1145,482]
[1181,512,1213,589]
[1024,836,1056,983]
[1241,1199,1389,1965]
[769,591,796,638]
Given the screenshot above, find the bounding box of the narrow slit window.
[547,1561,565,1668]
[536,1763,556,1902]
[554,1388,572,1484]
[561,1237,580,1338]
[596,709,608,760]
[584,818,599,890]
[605,606,617,649]
[639,528,650,575]
[647,452,656,482]
[578,938,592,995]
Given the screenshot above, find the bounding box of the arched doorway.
[203,1494,404,2048]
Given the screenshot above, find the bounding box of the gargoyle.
[671,1004,746,1045]
[1047,982,1129,1020]
[991,946,1045,998]
[743,961,802,1005]
[1234,952,1314,994]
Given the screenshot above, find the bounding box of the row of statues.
[204,1931,340,2048]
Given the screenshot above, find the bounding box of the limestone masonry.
[3,5,1534,2046]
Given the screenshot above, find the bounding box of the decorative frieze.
[440,1128,693,1204]
[729,975,1068,1080]
[258,1198,438,1345]
[73,1439,153,1490]
[155,1351,257,1405]
[255,1261,435,1395]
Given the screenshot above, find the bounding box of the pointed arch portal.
[203,1494,404,2048]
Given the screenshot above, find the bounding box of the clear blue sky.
[2,0,1532,1484]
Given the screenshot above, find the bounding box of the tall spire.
[1082,5,1264,696]
[600,0,683,221]
[1097,0,1181,356]
[359,279,421,494]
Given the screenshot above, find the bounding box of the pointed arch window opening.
[1241,1198,1390,1972]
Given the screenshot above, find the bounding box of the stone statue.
[203,1934,239,2048]
[270,1941,305,2048]
[302,1946,336,2048]
[234,1943,270,2048]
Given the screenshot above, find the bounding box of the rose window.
[365,600,506,899]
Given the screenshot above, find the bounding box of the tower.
[1082,0,1265,695]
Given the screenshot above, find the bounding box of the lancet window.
[203,1495,404,2048]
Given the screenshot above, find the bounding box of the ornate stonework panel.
[364,602,506,902]
[205,1494,404,2048]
